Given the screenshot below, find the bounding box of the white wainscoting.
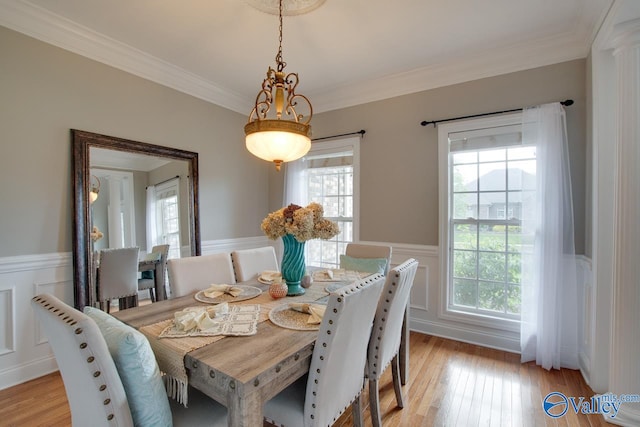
[0,239,593,390]
[0,252,73,390]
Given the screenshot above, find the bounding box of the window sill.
[440,307,521,333]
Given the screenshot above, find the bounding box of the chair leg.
[352,391,364,427]
[391,354,405,408]
[369,377,383,427]
[150,288,156,303]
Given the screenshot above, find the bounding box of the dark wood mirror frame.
[72,129,201,310]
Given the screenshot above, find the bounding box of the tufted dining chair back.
[167,253,236,298]
[32,294,231,427]
[31,294,134,427]
[231,246,279,282]
[367,258,419,427]
[264,273,385,426]
[97,247,140,312]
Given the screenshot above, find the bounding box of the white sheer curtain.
[520,102,579,370]
[145,185,158,252]
[283,158,308,206]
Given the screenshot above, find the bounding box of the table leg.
[226,388,263,427]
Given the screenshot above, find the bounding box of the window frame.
[303,136,360,268]
[438,113,523,332]
[155,178,181,260]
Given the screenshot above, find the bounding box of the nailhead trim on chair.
[306,274,382,424]
[368,260,418,378]
[31,295,122,424]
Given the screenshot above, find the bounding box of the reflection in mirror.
[72,130,200,310]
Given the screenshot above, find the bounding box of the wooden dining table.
[113,278,328,427]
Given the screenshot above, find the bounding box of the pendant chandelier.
[244,0,313,171]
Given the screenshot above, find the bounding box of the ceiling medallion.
[244,0,326,16]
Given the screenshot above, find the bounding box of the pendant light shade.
[244,0,313,171]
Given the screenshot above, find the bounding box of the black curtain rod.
[147,175,179,189]
[420,99,574,128]
[312,129,366,142]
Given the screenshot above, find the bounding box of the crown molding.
[0,0,598,114]
[0,0,251,114]
[309,30,591,112]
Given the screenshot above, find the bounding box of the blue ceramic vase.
[281,233,306,296]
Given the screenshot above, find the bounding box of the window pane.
[478,252,506,281]
[479,149,506,162]
[507,253,521,284]
[479,224,505,252]
[453,279,477,308]
[453,223,477,250]
[507,284,521,314]
[479,192,505,219]
[507,225,525,253]
[478,281,505,312]
[453,250,476,279]
[508,146,536,160]
[508,161,536,190]
[453,164,477,192]
[479,163,505,191]
[453,193,476,219]
[452,151,477,164]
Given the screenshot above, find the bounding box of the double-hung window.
[285,136,360,269]
[155,179,181,260]
[439,114,534,329]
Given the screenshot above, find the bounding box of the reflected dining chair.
[263,273,386,427]
[31,293,229,427]
[97,247,140,313]
[138,244,170,302]
[167,253,236,298]
[231,246,279,282]
[367,258,418,427]
[342,243,393,275]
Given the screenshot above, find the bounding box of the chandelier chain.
[275,0,285,72]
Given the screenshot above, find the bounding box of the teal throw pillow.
[340,255,387,275]
[84,306,172,427]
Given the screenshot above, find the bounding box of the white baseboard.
[0,354,58,390]
[410,317,520,354]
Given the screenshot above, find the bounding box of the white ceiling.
[0,0,612,114]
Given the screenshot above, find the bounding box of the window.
[285,137,360,268]
[439,114,534,328]
[155,179,181,259]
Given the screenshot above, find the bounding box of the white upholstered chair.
[138,244,170,302]
[263,273,386,427]
[97,247,140,312]
[231,246,279,282]
[343,243,392,275]
[31,294,229,427]
[367,258,419,427]
[167,253,236,298]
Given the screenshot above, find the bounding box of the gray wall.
[0,26,272,257]
[0,25,587,258]
[271,59,588,254]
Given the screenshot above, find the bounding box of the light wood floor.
[0,332,608,427]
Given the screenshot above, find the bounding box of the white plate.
[194,285,262,304]
[269,302,327,331]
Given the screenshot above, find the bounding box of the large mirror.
[72,130,200,310]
